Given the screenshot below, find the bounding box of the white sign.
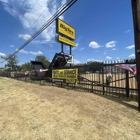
[65,55,74,64]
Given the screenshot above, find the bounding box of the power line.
[29,2,50,29]
[1,0,62,57]
[10,0,53,56]
[1,0,77,63]
[1,0,54,64]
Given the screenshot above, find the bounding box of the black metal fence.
[58,60,137,101]
[0,60,138,101]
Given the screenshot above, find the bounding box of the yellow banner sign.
[52,68,78,80]
[56,18,75,40]
[57,35,76,47]
[65,79,77,84]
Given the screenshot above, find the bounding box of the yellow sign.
[10,72,15,78]
[56,18,75,40]
[66,79,77,84]
[57,35,76,47]
[52,68,78,84]
[52,68,78,79]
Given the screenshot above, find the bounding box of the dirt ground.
[0,77,140,140]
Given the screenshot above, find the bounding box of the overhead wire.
[29,2,49,29]
[5,0,40,52]
[10,0,50,55]
[1,0,53,64]
[4,0,56,58]
[0,0,47,64]
[0,0,77,63]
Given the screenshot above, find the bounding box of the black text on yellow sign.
[56,18,75,40]
[52,68,78,80]
[57,35,76,47]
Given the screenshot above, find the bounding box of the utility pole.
[131,0,140,111]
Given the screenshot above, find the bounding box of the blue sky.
[0,0,135,67]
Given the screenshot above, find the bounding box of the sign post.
[56,18,76,56]
[55,18,77,83]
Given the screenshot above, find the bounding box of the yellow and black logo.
[60,23,74,36]
[56,18,75,40]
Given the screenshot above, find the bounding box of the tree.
[35,55,50,68]
[128,58,136,63]
[2,55,19,71]
[86,61,103,72]
[20,62,32,71]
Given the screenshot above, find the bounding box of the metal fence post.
[102,62,105,95]
[91,62,93,93]
[125,60,129,98]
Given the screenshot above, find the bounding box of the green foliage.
[128,58,136,63]
[20,62,32,71]
[86,61,103,72]
[35,55,50,68]
[72,61,103,73]
[2,55,19,71]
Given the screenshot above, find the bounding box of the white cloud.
[61,0,67,5]
[106,56,112,60]
[72,47,77,51]
[87,58,94,61]
[125,30,130,33]
[79,47,84,51]
[1,0,65,42]
[2,2,18,17]
[66,46,71,51]
[76,43,79,47]
[72,43,79,50]
[10,45,14,47]
[106,41,117,48]
[89,41,100,49]
[126,45,135,49]
[115,60,122,63]
[128,54,135,58]
[74,59,80,64]
[115,57,122,62]
[15,48,43,55]
[19,49,29,54]
[116,57,120,60]
[18,34,31,40]
[112,48,116,51]
[87,58,102,62]
[0,52,6,57]
[16,49,29,54]
[0,0,9,3]
[30,51,43,55]
[32,40,56,44]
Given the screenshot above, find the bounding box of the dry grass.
[0,77,140,140]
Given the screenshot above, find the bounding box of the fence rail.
[0,61,138,101]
